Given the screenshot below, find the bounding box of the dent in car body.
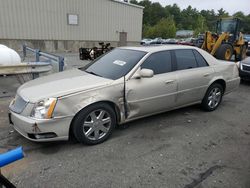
[53,81,126,124]
[32,123,41,133]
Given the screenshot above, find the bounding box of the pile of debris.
[79,42,113,61]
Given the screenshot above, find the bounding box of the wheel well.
[212,79,226,93]
[68,101,121,140]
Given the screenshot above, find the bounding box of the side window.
[175,49,197,70]
[193,50,208,67]
[141,51,172,75]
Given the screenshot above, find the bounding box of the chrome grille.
[9,95,28,114]
[242,64,250,72]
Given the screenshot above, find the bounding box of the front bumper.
[9,111,73,142]
[239,64,250,81]
[239,70,250,81]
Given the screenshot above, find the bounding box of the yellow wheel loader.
[202,18,248,61]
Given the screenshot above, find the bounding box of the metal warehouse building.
[0,0,143,52]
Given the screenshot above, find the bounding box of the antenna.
[123,76,128,118]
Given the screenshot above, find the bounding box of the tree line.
[130,0,250,38]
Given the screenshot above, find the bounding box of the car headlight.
[31,98,57,119]
[236,61,240,68]
[236,61,243,70]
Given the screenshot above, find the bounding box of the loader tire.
[215,44,233,61]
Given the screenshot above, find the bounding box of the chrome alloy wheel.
[83,110,111,141]
[207,88,222,109]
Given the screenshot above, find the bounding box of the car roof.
[119,45,199,53]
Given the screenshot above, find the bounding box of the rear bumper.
[9,111,73,142]
[225,77,240,94]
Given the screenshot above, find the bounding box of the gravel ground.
[0,53,249,188]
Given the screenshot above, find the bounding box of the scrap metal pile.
[79,42,113,61]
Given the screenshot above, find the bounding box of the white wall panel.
[0,0,143,42]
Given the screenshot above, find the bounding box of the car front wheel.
[202,83,223,111]
[72,103,116,145]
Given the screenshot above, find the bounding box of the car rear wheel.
[72,103,116,145]
[201,83,223,111]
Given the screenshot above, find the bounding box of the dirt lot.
[0,77,250,188]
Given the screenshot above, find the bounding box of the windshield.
[244,35,250,41]
[82,48,147,80]
[217,20,237,34]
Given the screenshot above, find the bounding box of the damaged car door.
[174,49,214,106]
[126,50,177,119]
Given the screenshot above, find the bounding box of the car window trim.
[170,50,177,71]
[192,49,209,67]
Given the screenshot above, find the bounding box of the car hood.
[241,57,250,65]
[17,69,113,103]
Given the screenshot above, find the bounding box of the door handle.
[165,80,175,84]
[203,73,210,77]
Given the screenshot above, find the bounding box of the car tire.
[215,44,233,60]
[72,103,116,145]
[201,83,224,111]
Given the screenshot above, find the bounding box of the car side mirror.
[139,69,154,78]
[131,68,154,79]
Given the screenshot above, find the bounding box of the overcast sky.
[150,0,249,15]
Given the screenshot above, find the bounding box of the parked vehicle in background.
[201,18,247,61]
[163,38,178,44]
[193,34,205,48]
[150,38,163,44]
[178,38,195,46]
[141,38,152,45]
[244,34,250,56]
[238,57,250,81]
[9,45,240,145]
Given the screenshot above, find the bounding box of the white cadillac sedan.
[9,45,240,145]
